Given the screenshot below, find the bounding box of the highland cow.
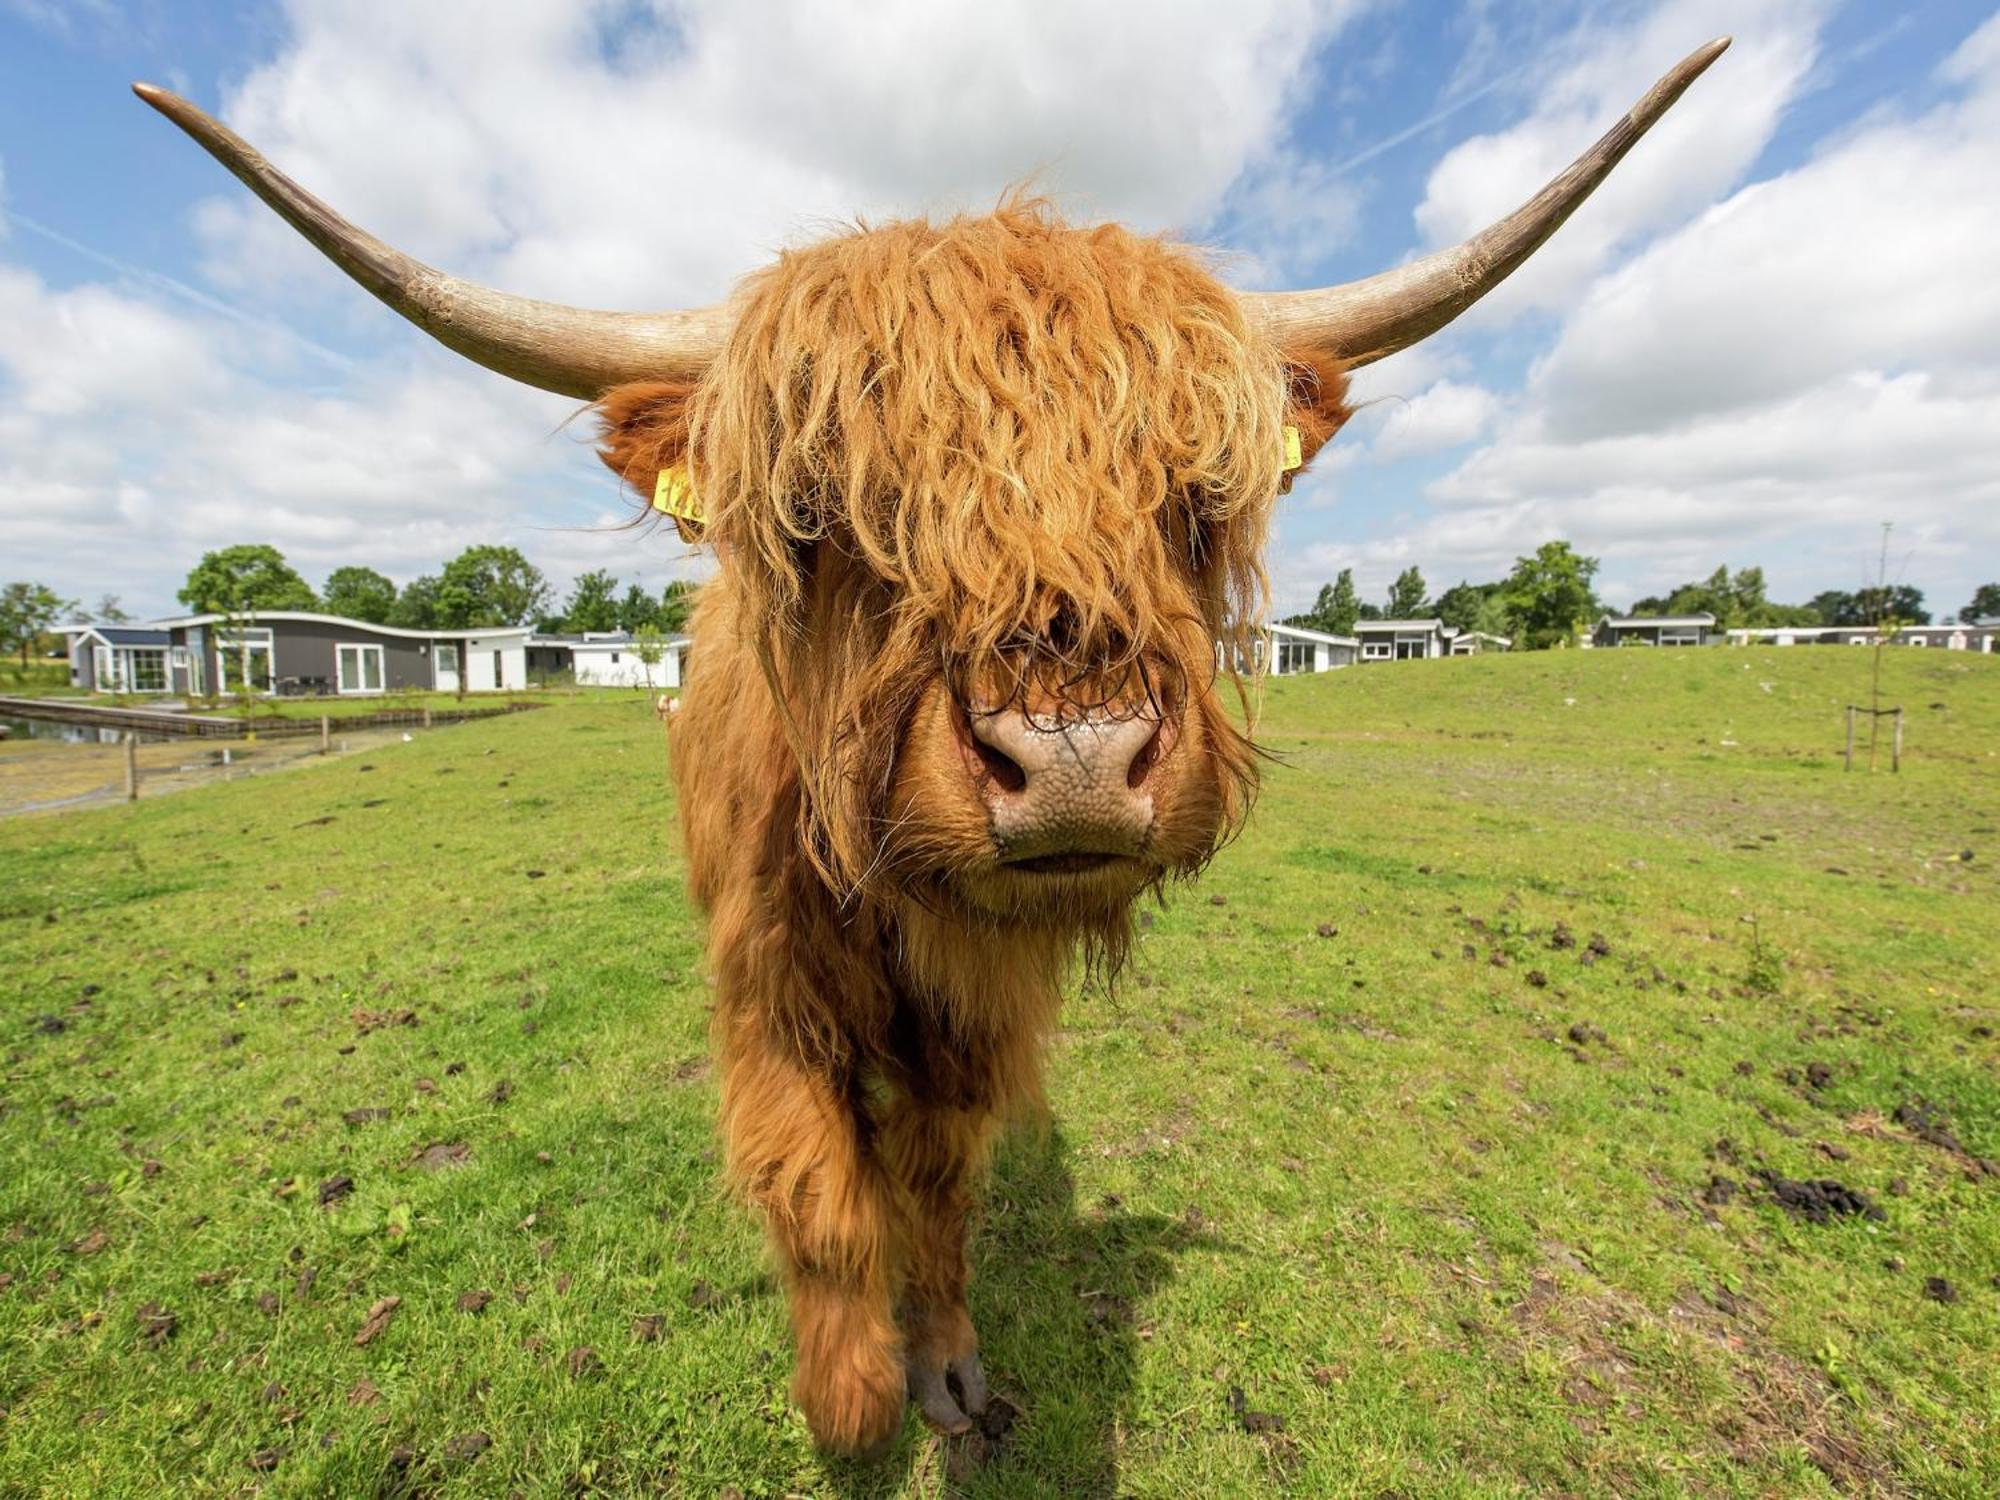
[139,38,1727,1456]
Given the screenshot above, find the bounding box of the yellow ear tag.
[652,465,705,539]
[1282,425,1303,473]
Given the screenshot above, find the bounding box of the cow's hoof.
[908,1349,988,1434]
[950,1350,989,1417]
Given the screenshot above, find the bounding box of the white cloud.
[1414,25,2000,610]
[197,0,1373,310]
[1357,377,1500,462]
[1412,0,1826,327]
[0,259,677,612]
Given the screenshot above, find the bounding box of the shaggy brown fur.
[599,200,1347,1455]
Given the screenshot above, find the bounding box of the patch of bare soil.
[1489,1246,1892,1490]
[1668,1286,1890,1492]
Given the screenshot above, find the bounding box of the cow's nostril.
[970,730,1027,793]
[1125,718,1166,790]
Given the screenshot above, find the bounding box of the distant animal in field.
[138,38,1728,1456]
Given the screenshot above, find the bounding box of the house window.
[1659,629,1701,647]
[336,643,385,693]
[171,645,188,670]
[1274,639,1313,674]
[1361,642,1392,660]
[435,644,458,674]
[217,629,275,693]
[610,652,621,664]
[128,649,167,692]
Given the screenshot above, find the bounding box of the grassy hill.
[2,648,1996,1496]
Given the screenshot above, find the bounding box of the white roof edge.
[1601,613,1717,627]
[1355,618,1446,631]
[1727,623,1988,636]
[150,610,534,641]
[1268,623,1359,647]
[529,633,692,649]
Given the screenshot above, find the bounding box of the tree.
[1629,565,1791,628]
[1385,566,1429,619]
[563,569,621,633]
[1851,584,1928,627]
[1808,589,1856,626]
[1,581,77,668]
[434,545,550,628]
[1729,566,1770,625]
[322,566,398,623]
[658,579,698,634]
[1676,566,1737,623]
[1440,584,1504,636]
[387,574,442,629]
[1962,583,2000,623]
[178,545,318,614]
[616,582,661,634]
[1500,540,1599,649]
[92,593,132,625]
[633,625,667,691]
[1471,589,1513,639]
[1288,569,1361,636]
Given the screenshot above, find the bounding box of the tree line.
[1288,549,2000,650]
[168,544,697,636]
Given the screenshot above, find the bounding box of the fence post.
[1844,706,1854,772]
[320,714,331,754]
[1892,708,1903,773]
[423,707,433,729]
[124,732,138,802]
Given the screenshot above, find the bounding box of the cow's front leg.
[718,1026,905,1458]
[880,1099,992,1434]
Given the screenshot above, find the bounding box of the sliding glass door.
[336,644,385,694]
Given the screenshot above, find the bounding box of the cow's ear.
[596,379,698,498]
[1280,349,1352,488]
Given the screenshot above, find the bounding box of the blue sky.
[4,0,1997,622]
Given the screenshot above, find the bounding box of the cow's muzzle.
[964,705,1173,869]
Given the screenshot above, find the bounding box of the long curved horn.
[131,83,728,399]
[1244,37,1730,368]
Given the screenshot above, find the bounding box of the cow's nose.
[967,707,1171,864]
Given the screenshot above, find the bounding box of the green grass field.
[0,662,80,699]
[2,647,1996,1496]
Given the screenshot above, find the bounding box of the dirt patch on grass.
[1669,1286,1890,1491]
[1488,1248,1891,1489]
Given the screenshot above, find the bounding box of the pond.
[0,716,179,746]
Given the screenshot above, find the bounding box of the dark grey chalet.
[64,611,529,697]
[1591,612,1717,648]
